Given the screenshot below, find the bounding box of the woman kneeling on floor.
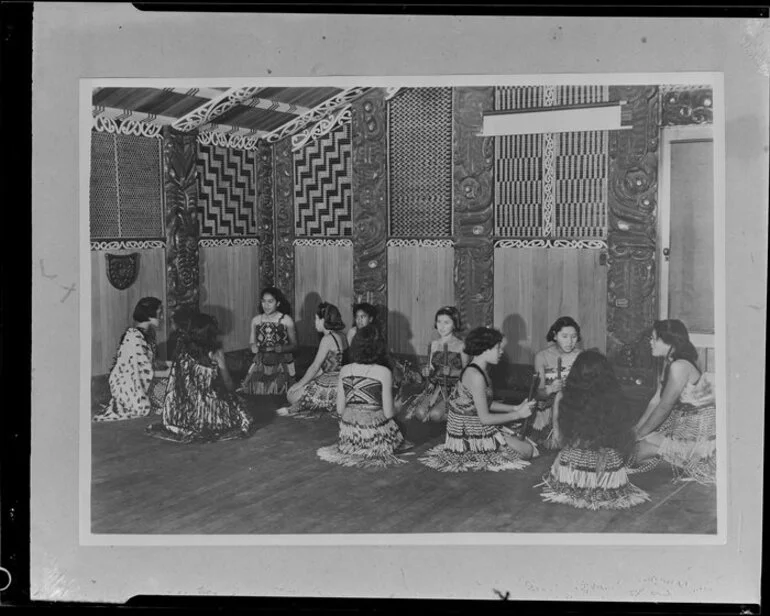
[317,324,409,468]
[146,312,255,443]
[537,349,650,510]
[419,327,537,473]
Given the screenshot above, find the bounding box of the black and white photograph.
[28,4,765,605]
[82,75,725,539]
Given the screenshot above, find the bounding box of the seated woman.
[346,302,379,346]
[317,325,407,468]
[278,302,348,418]
[146,312,254,443]
[529,316,582,449]
[631,319,716,485]
[93,297,171,422]
[537,349,651,510]
[419,327,537,473]
[398,306,467,423]
[239,286,297,395]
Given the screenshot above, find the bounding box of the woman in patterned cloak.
[239,287,298,395]
[536,349,650,510]
[93,297,171,422]
[631,319,717,485]
[278,302,348,418]
[146,312,254,443]
[397,306,467,423]
[317,325,408,468]
[419,327,537,473]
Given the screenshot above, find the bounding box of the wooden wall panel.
[91,248,167,375]
[494,248,607,365]
[387,245,455,357]
[294,244,354,346]
[199,244,260,353]
[695,346,716,373]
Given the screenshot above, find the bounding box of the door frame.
[657,124,715,348]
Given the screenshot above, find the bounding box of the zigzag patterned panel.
[388,87,453,237]
[293,121,353,237]
[493,85,609,239]
[90,131,164,240]
[197,143,258,237]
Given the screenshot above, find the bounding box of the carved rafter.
[243,97,310,115]
[291,105,352,151]
[171,86,264,133]
[264,87,371,144]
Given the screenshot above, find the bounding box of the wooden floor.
[90,391,717,536]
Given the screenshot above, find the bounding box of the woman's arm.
[292,336,330,389]
[635,361,690,439]
[489,399,535,418]
[634,383,662,430]
[465,371,524,426]
[379,368,395,419]
[249,316,260,354]
[212,348,235,392]
[346,327,357,346]
[336,366,348,416]
[277,316,298,354]
[533,352,551,398]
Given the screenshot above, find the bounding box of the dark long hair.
[316,301,345,331]
[434,305,462,333]
[259,286,292,316]
[463,327,503,358]
[558,349,636,458]
[546,316,582,343]
[179,312,222,363]
[349,324,388,366]
[653,319,699,390]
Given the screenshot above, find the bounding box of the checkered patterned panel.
[555,131,608,238]
[493,85,609,239]
[294,121,353,237]
[90,131,119,239]
[494,87,545,237]
[117,135,164,238]
[388,87,453,237]
[197,143,258,237]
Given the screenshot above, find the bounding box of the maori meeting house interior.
[88,82,718,535]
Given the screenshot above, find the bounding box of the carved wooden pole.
[351,89,389,333]
[606,86,659,372]
[273,138,295,309]
[256,141,275,289]
[452,87,495,330]
[162,126,200,314]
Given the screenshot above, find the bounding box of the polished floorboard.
[90,392,717,536]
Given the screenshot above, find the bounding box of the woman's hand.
[547,379,563,395]
[211,348,227,368]
[515,399,535,420]
[421,364,431,378]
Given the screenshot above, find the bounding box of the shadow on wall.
[387,310,419,367]
[493,313,536,390]
[297,291,323,347]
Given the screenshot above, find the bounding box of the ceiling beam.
[263,86,372,144]
[243,97,310,115]
[92,106,178,125]
[171,86,264,132]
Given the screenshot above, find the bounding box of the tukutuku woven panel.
[90,131,164,240]
[388,87,453,237]
[493,85,608,239]
[294,120,353,237]
[90,131,120,239]
[116,135,164,238]
[197,143,259,237]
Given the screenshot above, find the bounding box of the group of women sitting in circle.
[94,285,717,511]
